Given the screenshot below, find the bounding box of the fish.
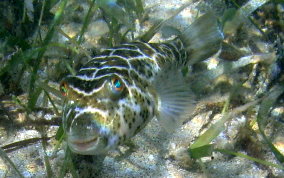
[60,12,223,155]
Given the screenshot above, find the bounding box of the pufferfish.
[60,13,223,155]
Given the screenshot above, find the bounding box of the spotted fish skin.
[61,39,187,154]
[61,13,223,155]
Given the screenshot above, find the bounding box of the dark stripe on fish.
[66,76,107,93]
[95,68,129,78]
[112,49,143,58]
[85,56,130,69]
[130,42,157,57]
[77,69,97,78]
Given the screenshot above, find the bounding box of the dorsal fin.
[181,12,224,65]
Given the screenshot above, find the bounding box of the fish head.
[60,64,155,155]
[60,74,130,155]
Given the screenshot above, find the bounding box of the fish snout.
[65,110,107,154]
[69,112,101,139]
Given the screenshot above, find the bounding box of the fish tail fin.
[181,12,224,65]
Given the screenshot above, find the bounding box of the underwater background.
[0,0,283,177]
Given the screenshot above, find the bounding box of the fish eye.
[108,77,126,99]
[111,77,124,92]
[60,81,68,96]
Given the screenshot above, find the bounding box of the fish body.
[61,13,223,155]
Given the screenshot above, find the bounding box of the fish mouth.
[68,136,99,154]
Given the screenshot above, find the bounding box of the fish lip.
[68,136,99,153]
